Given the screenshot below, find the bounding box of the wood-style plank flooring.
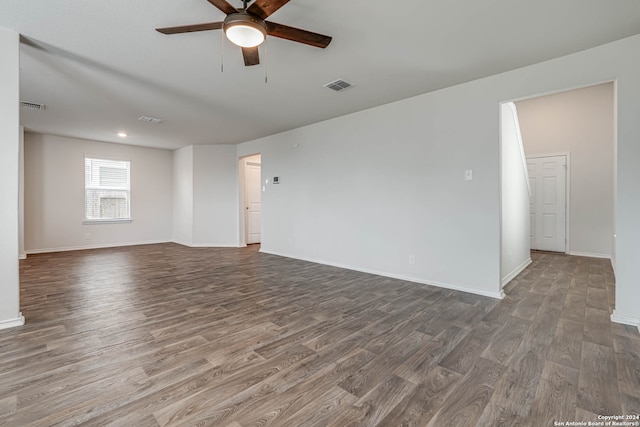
[1,244,638,426]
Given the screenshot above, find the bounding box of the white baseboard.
[568,251,611,259]
[260,249,504,300]
[25,240,171,255]
[19,253,27,260]
[501,258,532,288]
[0,313,25,330]
[172,240,240,248]
[611,311,640,332]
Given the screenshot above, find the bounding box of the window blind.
[84,157,131,221]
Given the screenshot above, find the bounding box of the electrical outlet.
[84,233,91,240]
[409,255,415,265]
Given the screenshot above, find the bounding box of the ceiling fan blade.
[242,47,260,66]
[206,0,238,15]
[266,22,332,48]
[156,22,223,35]
[247,0,290,20]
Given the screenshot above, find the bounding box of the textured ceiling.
[2,0,640,150]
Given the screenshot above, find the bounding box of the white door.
[527,155,566,252]
[245,161,261,244]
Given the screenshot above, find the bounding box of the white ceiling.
[2,0,640,150]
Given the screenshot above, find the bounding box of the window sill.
[83,219,133,225]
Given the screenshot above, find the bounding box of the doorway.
[515,82,614,259]
[526,154,568,253]
[500,81,615,288]
[242,154,261,245]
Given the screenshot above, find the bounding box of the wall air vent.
[21,101,46,110]
[138,116,163,124]
[323,79,353,92]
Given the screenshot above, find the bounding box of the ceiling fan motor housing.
[223,13,267,47]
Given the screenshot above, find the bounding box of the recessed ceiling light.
[117,132,128,138]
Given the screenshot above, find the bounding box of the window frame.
[83,157,132,224]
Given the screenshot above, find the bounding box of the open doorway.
[500,81,616,286]
[516,82,615,259]
[239,154,262,246]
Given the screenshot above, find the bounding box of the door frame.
[526,152,571,254]
[237,153,261,247]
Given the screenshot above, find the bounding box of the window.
[84,157,131,222]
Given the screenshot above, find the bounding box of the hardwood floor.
[1,244,638,426]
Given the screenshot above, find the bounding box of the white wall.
[500,103,531,286]
[239,87,502,298]
[172,145,194,245]
[192,145,238,246]
[24,133,173,252]
[615,45,640,329]
[516,83,614,258]
[238,34,640,320]
[172,145,239,247]
[0,28,23,329]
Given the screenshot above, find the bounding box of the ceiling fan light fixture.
[224,14,267,48]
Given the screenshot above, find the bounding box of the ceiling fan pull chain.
[220,29,225,72]
[265,37,268,83]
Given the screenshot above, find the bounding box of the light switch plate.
[465,170,473,181]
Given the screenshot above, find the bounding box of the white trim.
[501,258,532,287]
[611,311,640,331]
[503,102,531,197]
[567,251,611,259]
[497,101,510,302]
[84,156,131,222]
[526,152,572,159]
[526,152,571,254]
[503,78,618,105]
[82,219,133,225]
[19,253,26,260]
[0,313,25,330]
[610,256,616,275]
[238,153,262,248]
[25,240,170,254]
[612,81,618,284]
[260,249,505,300]
[173,241,240,248]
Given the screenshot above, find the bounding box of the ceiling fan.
[156,0,332,66]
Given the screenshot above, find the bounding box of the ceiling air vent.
[138,116,163,124]
[21,101,46,111]
[323,79,353,92]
